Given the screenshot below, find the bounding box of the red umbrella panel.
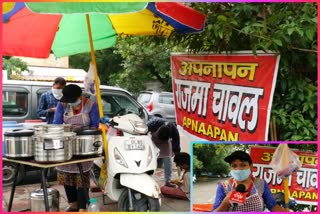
[2,2,206,58]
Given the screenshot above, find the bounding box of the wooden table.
[3,156,104,212]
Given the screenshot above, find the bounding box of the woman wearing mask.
[37,77,66,124]
[213,150,285,212]
[53,84,99,212]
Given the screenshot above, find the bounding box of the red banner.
[171,52,280,141]
[249,146,318,205]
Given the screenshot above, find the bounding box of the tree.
[111,36,184,94]
[69,48,123,85]
[2,57,28,79]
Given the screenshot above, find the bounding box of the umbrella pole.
[284,177,290,211]
[86,14,109,175]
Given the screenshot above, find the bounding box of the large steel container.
[73,129,102,156]
[33,132,75,163]
[30,188,60,212]
[4,129,34,158]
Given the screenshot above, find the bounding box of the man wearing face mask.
[53,84,99,212]
[37,77,66,124]
[213,150,285,212]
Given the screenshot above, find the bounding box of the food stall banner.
[171,52,280,141]
[250,145,318,205]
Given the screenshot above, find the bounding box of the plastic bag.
[269,144,302,178]
[84,62,99,96]
[100,127,118,193]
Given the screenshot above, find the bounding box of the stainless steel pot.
[4,129,34,159]
[33,124,69,136]
[74,129,102,156]
[30,188,60,212]
[34,132,75,162]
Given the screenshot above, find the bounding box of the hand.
[49,107,56,113]
[222,192,232,205]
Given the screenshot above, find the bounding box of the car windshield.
[137,93,152,104]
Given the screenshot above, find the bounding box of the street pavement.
[192,177,229,204]
[2,166,190,212]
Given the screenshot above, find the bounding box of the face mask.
[70,99,81,107]
[52,88,63,100]
[230,169,251,181]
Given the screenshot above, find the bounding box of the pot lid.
[75,129,102,136]
[34,124,64,130]
[4,129,34,137]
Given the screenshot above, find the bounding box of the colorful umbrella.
[3,2,206,58]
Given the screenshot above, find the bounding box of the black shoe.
[64,206,79,212]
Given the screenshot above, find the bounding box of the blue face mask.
[70,99,81,107]
[230,169,251,181]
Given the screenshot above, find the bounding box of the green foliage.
[2,57,28,79]
[69,48,123,85]
[272,75,317,140]
[111,36,184,94]
[193,155,203,170]
[192,144,239,175]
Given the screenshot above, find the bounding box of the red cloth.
[160,185,189,200]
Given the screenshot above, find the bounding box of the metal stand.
[40,169,50,211]
[8,164,20,212]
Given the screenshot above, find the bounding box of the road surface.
[193,177,229,204]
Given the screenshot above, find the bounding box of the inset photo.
[192,143,318,212]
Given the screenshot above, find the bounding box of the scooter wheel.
[117,189,160,211]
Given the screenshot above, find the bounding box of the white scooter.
[97,113,161,211]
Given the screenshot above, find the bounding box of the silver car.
[137,91,176,122]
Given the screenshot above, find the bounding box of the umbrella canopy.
[3,2,206,58]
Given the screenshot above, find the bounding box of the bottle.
[88,198,100,212]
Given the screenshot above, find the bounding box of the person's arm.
[262,180,286,212]
[180,171,190,194]
[89,102,100,128]
[53,102,64,124]
[213,183,231,212]
[37,94,50,118]
[169,124,181,154]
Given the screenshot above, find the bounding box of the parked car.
[137,91,176,123]
[2,79,151,186]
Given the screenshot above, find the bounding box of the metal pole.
[41,169,50,211]
[8,163,20,211]
[284,177,290,211]
[85,14,109,176]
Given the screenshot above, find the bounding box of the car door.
[158,93,176,122]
